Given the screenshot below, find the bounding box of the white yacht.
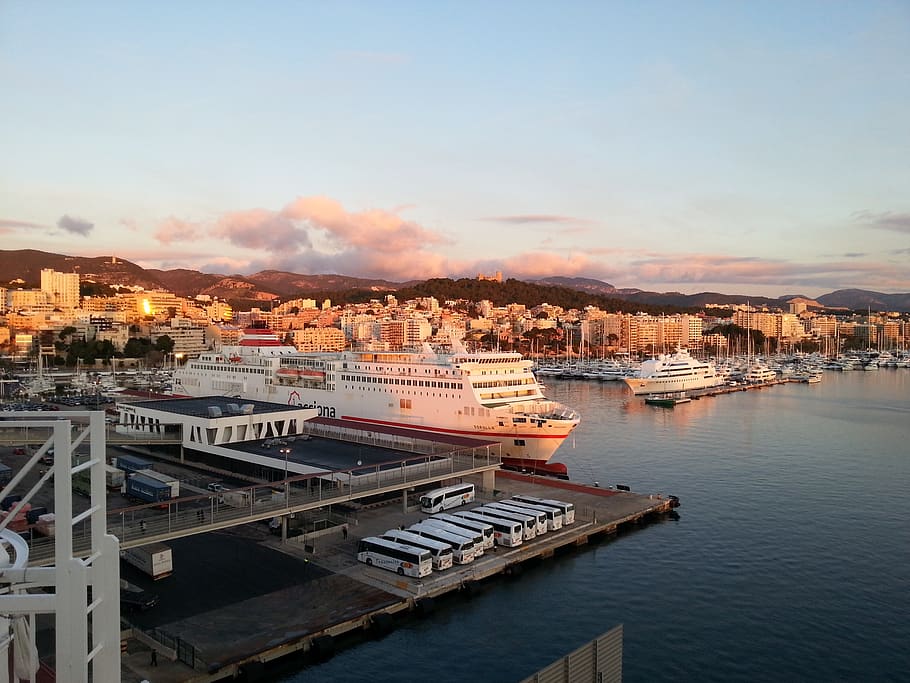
[623,349,724,395]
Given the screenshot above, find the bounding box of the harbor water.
[281,370,910,682]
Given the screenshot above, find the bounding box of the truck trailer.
[114,455,153,475]
[121,543,173,580]
[135,469,179,497]
[125,473,171,504]
[105,464,125,490]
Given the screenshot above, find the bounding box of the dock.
[116,471,678,682]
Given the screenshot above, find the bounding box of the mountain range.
[2,249,908,312]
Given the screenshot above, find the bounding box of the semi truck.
[125,473,172,504]
[72,464,125,496]
[114,455,153,475]
[135,469,179,498]
[105,464,125,490]
[120,543,173,580]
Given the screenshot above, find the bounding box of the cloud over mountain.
[57,215,94,236]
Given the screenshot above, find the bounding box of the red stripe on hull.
[339,415,571,440]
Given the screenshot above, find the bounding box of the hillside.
[2,250,908,312]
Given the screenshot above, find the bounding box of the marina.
[1,362,907,681]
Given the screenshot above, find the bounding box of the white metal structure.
[418,518,485,557]
[381,530,454,570]
[0,411,121,682]
[357,537,433,577]
[451,510,523,547]
[419,483,475,514]
[497,499,563,531]
[408,523,477,564]
[511,495,576,524]
[485,501,548,536]
[432,513,495,550]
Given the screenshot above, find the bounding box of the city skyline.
[2,2,908,298]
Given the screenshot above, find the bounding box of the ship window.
[513,439,526,446]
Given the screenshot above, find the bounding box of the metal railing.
[26,446,502,565]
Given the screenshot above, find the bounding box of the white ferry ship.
[173,328,580,472]
[623,348,724,395]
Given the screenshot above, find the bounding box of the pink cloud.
[0,218,45,230]
[281,196,448,253]
[155,217,203,244]
[212,209,311,252]
[496,251,597,279]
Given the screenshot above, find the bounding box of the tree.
[154,335,175,354]
[123,338,152,358]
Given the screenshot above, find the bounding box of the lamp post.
[279,447,291,505]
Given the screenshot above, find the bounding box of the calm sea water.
[282,371,910,682]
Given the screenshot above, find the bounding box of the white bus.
[433,513,495,550]
[357,536,433,577]
[409,523,477,564]
[470,507,536,541]
[511,495,576,524]
[382,530,454,570]
[497,499,563,531]
[451,510,523,548]
[420,518,485,557]
[485,501,548,536]
[419,483,475,514]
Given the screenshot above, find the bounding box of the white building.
[41,268,80,309]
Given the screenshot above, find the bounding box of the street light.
[279,447,291,505]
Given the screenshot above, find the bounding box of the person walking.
[140,520,146,534]
[342,525,348,540]
[150,649,157,667]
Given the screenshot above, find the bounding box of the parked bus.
[420,518,485,557]
[485,501,548,536]
[451,510,523,548]
[357,536,433,577]
[382,530,454,571]
[433,513,495,550]
[511,495,576,524]
[419,483,475,514]
[471,506,536,541]
[502,498,563,531]
[409,523,477,564]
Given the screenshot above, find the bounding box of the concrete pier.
[117,471,677,682]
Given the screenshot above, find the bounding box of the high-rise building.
[40,268,80,309]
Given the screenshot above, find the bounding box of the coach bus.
[420,518,485,557]
[433,513,495,550]
[409,523,478,564]
[485,501,548,536]
[357,536,433,577]
[382,529,454,571]
[497,499,563,531]
[511,495,576,524]
[419,483,475,514]
[467,507,536,541]
[451,510,523,548]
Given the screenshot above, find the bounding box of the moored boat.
[623,349,723,395]
[174,328,581,469]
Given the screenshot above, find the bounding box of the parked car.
[207,483,225,493]
[120,581,159,613]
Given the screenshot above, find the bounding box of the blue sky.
[2,1,908,297]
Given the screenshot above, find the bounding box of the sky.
[2,1,909,298]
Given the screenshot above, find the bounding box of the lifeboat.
[276,368,326,381]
